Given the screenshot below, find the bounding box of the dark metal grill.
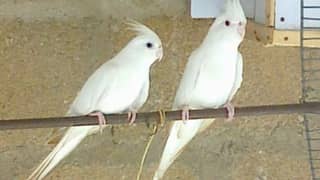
[300,1,320,179]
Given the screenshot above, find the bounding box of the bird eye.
[239,22,242,26]
[146,42,153,48]
[225,20,230,26]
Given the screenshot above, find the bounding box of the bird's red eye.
[225,20,230,26]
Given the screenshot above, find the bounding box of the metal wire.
[300,0,320,179]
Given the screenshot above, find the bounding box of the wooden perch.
[0,102,320,130]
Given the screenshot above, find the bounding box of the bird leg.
[181,106,190,124]
[89,112,107,134]
[223,102,235,122]
[128,111,137,125]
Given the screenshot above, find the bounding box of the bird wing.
[68,62,118,115]
[129,77,150,111]
[154,47,215,179]
[227,52,243,101]
[173,48,204,109]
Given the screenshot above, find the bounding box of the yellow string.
[136,110,166,180]
[158,109,166,128]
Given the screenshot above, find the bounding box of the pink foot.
[128,111,137,125]
[89,112,107,133]
[223,102,235,122]
[181,106,189,124]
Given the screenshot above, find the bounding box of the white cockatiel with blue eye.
[27,21,163,180]
[153,0,246,179]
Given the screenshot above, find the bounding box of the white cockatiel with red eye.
[27,21,163,180]
[153,0,246,179]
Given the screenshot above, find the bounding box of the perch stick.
[0,102,319,130]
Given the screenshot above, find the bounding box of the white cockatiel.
[27,21,163,180]
[153,0,246,179]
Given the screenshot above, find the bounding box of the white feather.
[228,53,243,101]
[153,0,246,179]
[126,19,160,39]
[27,21,162,180]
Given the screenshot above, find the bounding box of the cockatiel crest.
[119,20,163,63]
[210,0,247,41]
[127,20,161,40]
[220,0,246,23]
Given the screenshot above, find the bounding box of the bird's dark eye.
[146,42,153,48]
[225,20,230,26]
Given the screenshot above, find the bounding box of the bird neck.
[204,25,243,49]
[112,59,152,79]
[117,45,156,66]
[201,37,240,53]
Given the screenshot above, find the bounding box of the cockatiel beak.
[237,23,246,39]
[156,47,163,61]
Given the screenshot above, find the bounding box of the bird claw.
[223,102,235,122]
[128,111,137,125]
[181,106,189,124]
[89,112,107,134]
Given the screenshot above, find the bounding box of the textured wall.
[0,0,187,21]
[0,1,308,180]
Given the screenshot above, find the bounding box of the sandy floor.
[0,15,309,179]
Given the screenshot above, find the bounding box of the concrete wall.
[0,1,308,180]
[0,0,188,21]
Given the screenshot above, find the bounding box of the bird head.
[125,20,163,65]
[211,0,247,42]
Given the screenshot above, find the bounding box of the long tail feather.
[153,118,215,180]
[27,126,92,180]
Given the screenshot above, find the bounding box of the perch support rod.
[0,102,320,130]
